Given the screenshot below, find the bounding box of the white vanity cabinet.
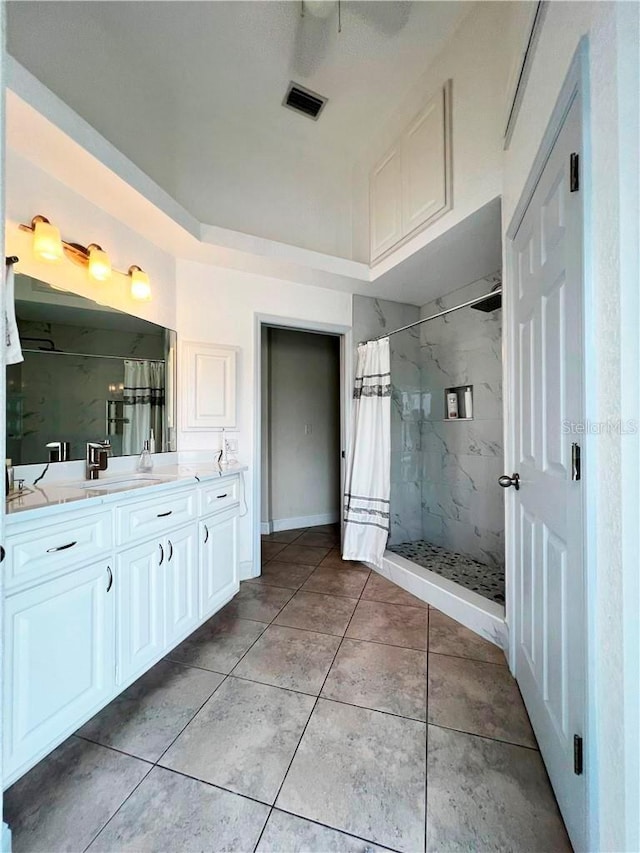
[3,559,116,780]
[199,507,238,620]
[3,471,243,787]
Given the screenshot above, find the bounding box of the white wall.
[265,327,340,528]
[354,1,515,270]
[502,3,640,849]
[176,259,352,572]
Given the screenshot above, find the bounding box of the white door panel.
[510,92,585,849]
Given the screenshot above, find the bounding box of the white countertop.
[5,462,247,524]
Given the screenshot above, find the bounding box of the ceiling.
[6,1,471,258]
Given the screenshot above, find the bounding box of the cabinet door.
[165,525,199,648]
[3,561,115,784]
[401,85,449,236]
[181,341,238,430]
[369,143,403,261]
[116,539,164,686]
[199,509,239,619]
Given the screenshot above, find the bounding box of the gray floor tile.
[248,560,317,591]
[275,591,358,636]
[296,530,340,548]
[4,737,150,853]
[256,810,390,853]
[362,572,427,608]
[320,550,366,570]
[262,541,288,561]
[262,529,304,544]
[346,600,428,650]
[427,725,571,852]
[429,609,506,665]
[224,583,295,622]
[78,660,223,762]
[322,638,427,721]
[277,699,426,853]
[428,653,536,747]
[88,766,269,852]
[233,625,340,694]
[168,610,268,674]
[301,565,370,598]
[160,677,314,804]
[276,544,331,566]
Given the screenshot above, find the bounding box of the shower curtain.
[343,338,391,569]
[123,360,165,456]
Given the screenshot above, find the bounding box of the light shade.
[32,217,63,262]
[129,265,152,301]
[87,244,112,281]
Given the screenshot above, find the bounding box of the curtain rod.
[366,286,502,343]
[21,348,165,364]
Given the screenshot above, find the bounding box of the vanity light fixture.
[87,244,112,281]
[128,265,152,301]
[19,214,152,301]
[31,216,64,262]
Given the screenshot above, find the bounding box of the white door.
[116,539,164,685]
[199,508,238,619]
[3,561,115,784]
[165,524,199,647]
[509,92,585,848]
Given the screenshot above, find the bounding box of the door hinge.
[574,734,584,775]
[571,442,581,481]
[570,153,580,192]
[341,450,345,459]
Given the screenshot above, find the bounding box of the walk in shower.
[352,272,505,607]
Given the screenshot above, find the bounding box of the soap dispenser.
[137,440,153,473]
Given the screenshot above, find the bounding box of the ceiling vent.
[283,82,328,120]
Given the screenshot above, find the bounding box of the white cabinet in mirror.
[6,273,177,466]
[2,467,243,788]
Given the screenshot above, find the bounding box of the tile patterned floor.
[5,524,571,853]
[388,539,506,604]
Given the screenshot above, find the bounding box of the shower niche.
[444,384,474,420]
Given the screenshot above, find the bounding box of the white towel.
[343,338,391,569]
[5,263,23,365]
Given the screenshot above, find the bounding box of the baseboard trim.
[268,512,339,533]
[260,522,272,535]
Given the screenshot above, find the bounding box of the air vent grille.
[283,82,328,120]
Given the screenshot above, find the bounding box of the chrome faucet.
[86,440,111,480]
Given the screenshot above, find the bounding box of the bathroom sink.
[77,476,169,492]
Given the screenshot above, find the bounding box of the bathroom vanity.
[2,464,244,787]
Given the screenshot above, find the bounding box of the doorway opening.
[260,325,342,548]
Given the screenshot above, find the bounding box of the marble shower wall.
[352,296,421,545]
[420,272,505,568]
[11,319,164,464]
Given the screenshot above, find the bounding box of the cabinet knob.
[106,566,113,592]
[168,540,174,562]
[47,541,77,553]
[204,524,209,544]
[159,543,164,565]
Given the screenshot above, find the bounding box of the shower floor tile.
[388,540,505,605]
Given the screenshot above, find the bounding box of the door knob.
[498,473,520,490]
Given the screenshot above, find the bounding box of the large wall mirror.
[7,274,177,465]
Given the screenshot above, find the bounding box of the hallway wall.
[264,327,341,530]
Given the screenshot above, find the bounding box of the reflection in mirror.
[7,274,177,465]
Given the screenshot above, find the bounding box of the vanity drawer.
[199,477,239,515]
[5,510,113,592]
[116,488,196,546]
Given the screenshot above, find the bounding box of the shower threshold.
[388,540,505,605]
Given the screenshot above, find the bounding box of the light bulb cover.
[32,216,63,262]
[87,244,112,281]
[129,265,152,301]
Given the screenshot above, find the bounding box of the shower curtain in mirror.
[343,338,391,569]
[123,360,165,455]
